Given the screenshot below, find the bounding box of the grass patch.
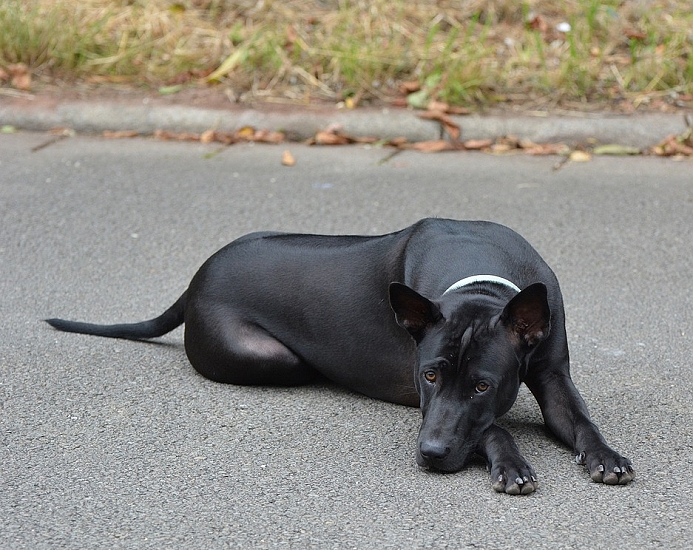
[1,0,692,109]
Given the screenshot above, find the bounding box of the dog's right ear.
[389,283,442,342]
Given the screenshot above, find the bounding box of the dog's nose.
[419,441,450,460]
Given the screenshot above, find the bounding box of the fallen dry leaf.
[651,128,693,156]
[523,143,569,155]
[518,138,539,149]
[353,136,379,144]
[309,124,375,145]
[281,150,296,166]
[408,140,457,153]
[399,81,421,94]
[427,100,449,112]
[418,110,460,141]
[593,144,641,156]
[154,129,172,140]
[235,126,256,140]
[388,136,409,147]
[251,129,285,144]
[569,150,592,162]
[496,135,521,148]
[490,143,515,153]
[659,138,693,156]
[462,138,493,150]
[103,130,139,139]
[200,129,216,143]
[314,131,352,145]
[154,129,200,141]
[214,131,236,145]
[527,13,548,33]
[48,127,75,136]
[8,63,31,91]
[624,29,647,40]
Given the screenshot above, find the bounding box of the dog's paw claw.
[589,464,605,482]
[602,467,622,485]
[491,470,538,495]
[579,448,635,485]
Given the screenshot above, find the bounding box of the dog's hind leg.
[183,308,316,386]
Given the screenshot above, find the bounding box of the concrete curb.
[1,97,689,149]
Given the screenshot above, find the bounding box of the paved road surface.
[1,132,691,549]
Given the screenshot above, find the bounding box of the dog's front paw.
[490,461,538,495]
[575,449,635,485]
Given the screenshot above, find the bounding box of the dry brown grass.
[1,0,692,110]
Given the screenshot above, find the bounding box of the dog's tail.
[45,291,187,341]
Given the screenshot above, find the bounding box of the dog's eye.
[424,371,437,383]
[475,382,490,393]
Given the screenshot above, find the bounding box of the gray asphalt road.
[1,132,691,549]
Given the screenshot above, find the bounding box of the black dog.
[47,218,634,494]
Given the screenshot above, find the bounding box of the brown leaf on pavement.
[523,142,569,155]
[462,138,493,150]
[314,131,352,145]
[651,129,693,156]
[48,127,75,136]
[569,150,592,162]
[200,129,216,143]
[408,140,457,153]
[353,136,379,144]
[235,126,256,140]
[154,129,200,141]
[417,110,460,141]
[309,123,376,146]
[388,136,409,147]
[489,143,515,153]
[251,129,285,144]
[213,131,236,145]
[496,135,521,148]
[103,130,139,139]
[281,150,296,166]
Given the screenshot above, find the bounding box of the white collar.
[442,275,521,296]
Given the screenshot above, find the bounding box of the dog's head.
[389,281,550,472]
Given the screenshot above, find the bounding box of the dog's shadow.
[130,339,569,457]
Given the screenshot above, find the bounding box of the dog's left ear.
[389,282,442,343]
[501,282,551,349]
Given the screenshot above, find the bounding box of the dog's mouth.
[418,462,460,474]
